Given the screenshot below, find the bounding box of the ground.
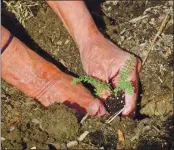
[1,0,173,149]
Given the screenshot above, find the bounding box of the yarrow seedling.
[72,75,112,96]
[114,55,136,96]
[72,55,136,97]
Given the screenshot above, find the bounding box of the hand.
[1,26,107,117]
[79,34,141,116]
[38,72,108,116]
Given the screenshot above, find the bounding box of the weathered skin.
[1,26,106,116]
[2,1,141,117]
[47,1,141,116]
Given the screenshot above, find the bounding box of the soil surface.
[1,0,173,149]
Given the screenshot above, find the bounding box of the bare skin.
[1,1,141,117]
[1,26,106,116]
[47,1,141,116]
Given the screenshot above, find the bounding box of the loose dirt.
[1,1,173,149]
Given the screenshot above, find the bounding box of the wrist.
[78,30,103,53]
[36,71,64,106]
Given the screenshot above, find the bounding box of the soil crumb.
[41,104,79,141]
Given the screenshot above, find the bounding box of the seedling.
[72,75,112,97]
[72,55,136,122]
[72,55,136,97]
[114,55,136,96]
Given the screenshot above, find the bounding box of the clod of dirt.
[40,104,79,141]
[89,129,117,150]
[104,91,125,115]
[89,130,105,146]
[104,133,117,150]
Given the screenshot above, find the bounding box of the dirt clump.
[41,104,79,141]
[1,0,173,149]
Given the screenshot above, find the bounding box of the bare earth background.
[1,1,173,149]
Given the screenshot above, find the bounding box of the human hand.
[1,25,107,117]
[79,34,141,116]
[38,72,108,116]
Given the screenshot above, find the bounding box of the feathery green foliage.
[72,55,136,97]
[72,75,112,96]
[114,55,136,96]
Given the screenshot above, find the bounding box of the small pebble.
[77,131,89,142]
[108,6,112,11]
[1,137,5,141]
[9,126,15,132]
[67,140,78,148]
[57,41,62,45]
[65,40,70,45]
[32,118,40,125]
[31,147,36,149]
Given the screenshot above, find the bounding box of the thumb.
[88,99,109,116]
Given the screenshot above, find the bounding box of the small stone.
[1,137,5,141]
[117,129,125,142]
[31,147,36,149]
[108,6,112,11]
[57,41,62,45]
[77,131,89,142]
[65,40,70,45]
[32,118,40,125]
[67,140,78,148]
[9,126,15,132]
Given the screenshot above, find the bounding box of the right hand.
[38,72,108,116]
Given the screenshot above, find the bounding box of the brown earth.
[1,1,173,149]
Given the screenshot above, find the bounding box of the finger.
[137,58,142,73]
[88,98,109,116]
[122,92,137,116]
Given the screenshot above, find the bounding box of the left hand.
[79,34,141,116]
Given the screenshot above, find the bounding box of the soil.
[40,104,79,142]
[1,0,173,150]
[105,91,125,115]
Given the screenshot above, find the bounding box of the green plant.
[114,55,136,96]
[72,75,112,96]
[72,55,136,97]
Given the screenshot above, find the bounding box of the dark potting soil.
[104,91,125,115]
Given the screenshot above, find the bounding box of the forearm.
[47,1,101,50]
[1,26,62,104]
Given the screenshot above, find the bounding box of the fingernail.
[88,102,99,116]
